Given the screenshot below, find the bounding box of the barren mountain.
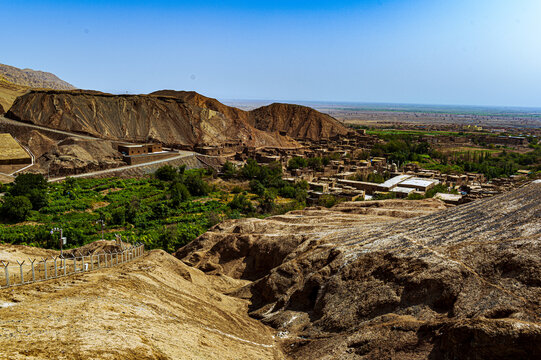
[0,63,75,91]
[7,90,299,148]
[250,103,350,140]
[0,63,76,113]
[176,182,541,359]
[152,90,350,141]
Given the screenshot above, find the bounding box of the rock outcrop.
[152,90,350,141]
[39,137,125,176]
[7,90,300,148]
[176,183,541,359]
[0,103,4,115]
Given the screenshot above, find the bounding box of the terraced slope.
[177,183,541,359]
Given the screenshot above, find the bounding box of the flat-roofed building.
[118,143,162,156]
[398,177,440,192]
[379,175,413,190]
[390,186,415,198]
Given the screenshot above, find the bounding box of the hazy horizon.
[3,0,541,108]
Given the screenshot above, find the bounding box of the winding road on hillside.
[48,150,197,182]
[0,115,201,182]
[0,115,99,140]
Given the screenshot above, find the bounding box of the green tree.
[241,159,261,179]
[228,194,255,213]
[307,157,323,171]
[287,156,308,170]
[9,173,48,210]
[155,165,178,181]
[2,195,32,222]
[184,173,210,196]
[249,180,266,196]
[221,161,237,179]
[170,182,190,207]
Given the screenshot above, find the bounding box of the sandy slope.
[0,248,282,359]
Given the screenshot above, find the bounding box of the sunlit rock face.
[177,184,541,359]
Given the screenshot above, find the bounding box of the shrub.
[170,182,190,207]
[374,192,397,200]
[155,165,178,181]
[318,194,339,208]
[185,173,210,196]
[221,161,237,179]
[407,192,425,200]
[228,194,255,213]
[231,186,243,194]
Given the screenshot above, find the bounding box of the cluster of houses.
[117,130,533,205]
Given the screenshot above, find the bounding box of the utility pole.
[96,220,105,241]
[50,227,65,256]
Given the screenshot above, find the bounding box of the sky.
[2,0,541,107]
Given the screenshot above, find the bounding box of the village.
[191,128,535,205]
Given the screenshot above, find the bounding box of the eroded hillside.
[0,244,282,359]
[152,90,350,141]
[6,89,349,148]
[6,90,299,148]
[0,63,76,112]
[177,182,541,359]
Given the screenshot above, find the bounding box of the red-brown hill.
[151,90,350,141]
[6,89,298,149]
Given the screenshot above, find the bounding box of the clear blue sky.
[2,0,540,107]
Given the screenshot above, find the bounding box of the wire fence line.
[0,243,145,289]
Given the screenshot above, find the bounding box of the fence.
[0,243,145,289]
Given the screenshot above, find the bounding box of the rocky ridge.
[0,63,75,91]
[176,183,541,359]
[152,90,351,141]
[7,90,301,149]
